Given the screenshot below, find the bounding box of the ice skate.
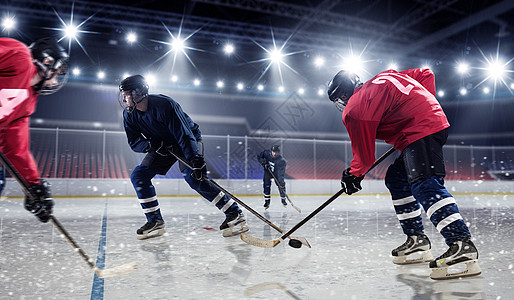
[220,212,249,237]
[264,199,270,210]
[392,232,433,265]
[137,220,165,240]
[281,197,287,208]
[429,237,481,280]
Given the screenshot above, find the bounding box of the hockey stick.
[170,152,311,248]
[266,167,301,213]
[0,151,137,278]
[241,147,396,248]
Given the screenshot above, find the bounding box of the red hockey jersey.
[0,38,40,184]
[343,69,449,177]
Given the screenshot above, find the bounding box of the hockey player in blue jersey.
[118,75,248,239]
[257,145,287,209]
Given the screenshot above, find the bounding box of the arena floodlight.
[64,23,78,40]
[421,64,431,70]
[2,15,15,31]
[387,63,398,70]
[269,49,284,64]
[486,60,506,80]
[193,79,201,86]
[72,67,80,76]
[97,71,105,79]
[456,62,470,75]
[298,88,305,95]
[459,88,467,95]
[126,32,137,44]
[171,75,178,82]
[510,83,514,90]
[237,82,244,90]
[224,43,235,55]
[257,84,264,91]
[145,73,157,85]
[314,56,325,68]
[317,88,324,96]
[341,55,364,74]
[171,37,185,52]
[216,81,224,88]
[437,90,445,97]
[483,87,490,94]
[278,86,285,93]
[122,73,130,80]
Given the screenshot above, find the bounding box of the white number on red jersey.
[0,89,29,121]
[372,74,415,95]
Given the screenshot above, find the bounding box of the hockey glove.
[190,155,207,181]
[24,179,54,223]
[341,168,364,195]
[261,161,272,173]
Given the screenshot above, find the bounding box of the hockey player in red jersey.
[327,68,481,280]
[0,37,69,222]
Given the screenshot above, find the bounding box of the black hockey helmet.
[29,37,69,95]
[327,70,362,111]
[271,145,280,153]
[118,75,149,112]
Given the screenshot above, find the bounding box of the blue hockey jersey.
[123,94,202,160]
[257,150,287,182]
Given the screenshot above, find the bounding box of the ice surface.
[0,193,512,299]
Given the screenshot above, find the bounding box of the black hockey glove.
[190,155,207,181]
[24,179,54,223]
[341,168,364,195]
[261,161,271,171]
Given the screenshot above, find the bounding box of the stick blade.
[95,262,138,278]
[240,233,281,248]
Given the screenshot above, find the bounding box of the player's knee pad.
[131,165,155,185]
[385,158,412,199]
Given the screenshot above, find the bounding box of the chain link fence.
[26,128,514,181]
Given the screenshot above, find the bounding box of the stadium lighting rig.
[126,32,137,44]
[224,43,235,55]
[46,3,98,59]
[1,15,16,32]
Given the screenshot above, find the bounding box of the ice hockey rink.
[1,191,513,300]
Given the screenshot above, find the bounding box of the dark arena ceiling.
[1,0,513,101]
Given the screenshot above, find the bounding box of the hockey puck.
[288,239,302,248]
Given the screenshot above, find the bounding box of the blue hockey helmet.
[118,75,149,112]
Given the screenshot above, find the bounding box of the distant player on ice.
[327,68,481,280]
[119,75,249,239]
[257,145,287,209]
[0,37,69,222]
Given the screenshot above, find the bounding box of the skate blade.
[430,259,482,280]
[393,250,433,265]
[94,262,138,278]
[223,223,249,237]
[137,228,166,240]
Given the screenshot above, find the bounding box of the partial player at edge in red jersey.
[0,37,69,223]
[327,68,481,280]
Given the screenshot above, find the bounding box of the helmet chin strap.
[126,92,145,112]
